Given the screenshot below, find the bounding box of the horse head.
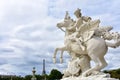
[57,12,75,32]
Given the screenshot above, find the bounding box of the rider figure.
[72,8,92,50]
[64,8,95,51]
[74,8,91,31]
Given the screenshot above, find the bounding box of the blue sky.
[0,0,120,76]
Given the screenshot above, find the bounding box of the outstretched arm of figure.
[82,16,92,22]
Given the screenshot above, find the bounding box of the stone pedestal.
[61,73,119,80]
[31,77,37,80]
[31,67,37,80]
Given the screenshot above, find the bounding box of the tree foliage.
[103,68,120,79]
[48,69,63,80]
[24,75,32,80]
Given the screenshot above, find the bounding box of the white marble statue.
[53,8,120,80]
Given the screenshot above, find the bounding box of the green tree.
[48,69,63,80]
[103,68,120,79]
[36,74,45,80]
[12,76,24,80]
[24,75,32,80]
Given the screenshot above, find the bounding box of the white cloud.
[0,0,49,34]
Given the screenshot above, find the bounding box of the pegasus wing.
[78,19,100,34]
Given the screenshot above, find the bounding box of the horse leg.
[78,55,91,73]
[82,55,107,77]
[53,47,60,63]
[53,46,66,63]
[60,47,67,63]
[95,56,108,71]
[87,57,107,76]
[82,54,100,77]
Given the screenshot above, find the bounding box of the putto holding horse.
[53,8,120,80]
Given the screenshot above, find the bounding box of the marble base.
[31,78,37,80]
[61,74,119,80]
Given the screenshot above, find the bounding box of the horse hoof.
[53,58,56,64]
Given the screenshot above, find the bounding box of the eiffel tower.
[42,59,46,75]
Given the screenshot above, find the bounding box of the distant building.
[42,59,46,75]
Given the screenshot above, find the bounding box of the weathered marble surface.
[61,73,119,80]
[53,8,120,80]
